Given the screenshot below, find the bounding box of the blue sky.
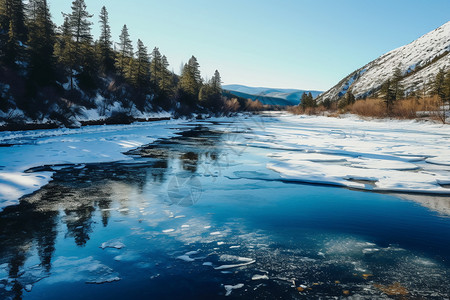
[48,0,450,91]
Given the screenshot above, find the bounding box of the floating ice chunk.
[215,255,256,270]
[100,240,125,250]
[24,284,33,292]
[426,156,450,166]
[210,231,221,235]
[177,250,200,262]
[362,248,380,254]
[114,251,140,262]
[224,283,244,296]
[230,245,241,249]
[218,242,225,245]
[86,276,121,284]
[47,256,120,285]
[203,262,213,266]
[252,274,269,280]
[181,225,190,228]
[162,229,175,233]
[177,255,195,262]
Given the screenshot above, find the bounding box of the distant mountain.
[223,84,322,106]
[318,21,450,102]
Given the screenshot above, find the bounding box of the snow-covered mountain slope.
[318,21,450,102]
[223,84,322,106]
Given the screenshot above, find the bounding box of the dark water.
[1,122,450,299]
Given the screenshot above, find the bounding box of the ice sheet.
[246,113,450,194]
[0,120,182,211]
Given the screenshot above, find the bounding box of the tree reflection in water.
[0,126,224,299]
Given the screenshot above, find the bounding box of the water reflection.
[396,194,450,217]
[0,125,226,299]
[1,123,450,299]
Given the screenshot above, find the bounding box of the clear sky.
[47,0,450,91]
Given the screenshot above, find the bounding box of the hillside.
[318,21,450,102]
[223,84,322,106]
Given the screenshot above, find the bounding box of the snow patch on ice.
[100,240,125,250]
[224,283,244,296]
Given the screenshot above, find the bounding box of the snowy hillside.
[318,21,450,101]
[223,84,322,106]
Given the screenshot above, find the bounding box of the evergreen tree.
[115,24,133,78]
[62,0,94,89]
[381,79,396,112]
[150,47,162,87]
[433,68,446,101]
[433,68,448,123]
[346,90,356,105]
[178,55,202,106]
[1,0,27,66]
[187,55,202,87]
[392,67,404,100]
[445,70,450,103]
[97,6,114,74]
[159,55,174,95]
[323,98,332,109]
[301,92,315,109]
[199,70,222,110]
[134,39,150,90]
[27,0,55,85]
[54,15,72,70]
[211,69,222,93]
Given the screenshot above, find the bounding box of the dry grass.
[348,96,442,120]
[287,96,446,123]
[223,98,240,112]
[349,98,385,117]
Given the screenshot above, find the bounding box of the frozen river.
[1,113,450,299]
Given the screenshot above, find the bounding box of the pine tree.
[27,0,55,85]
[134,39,150,90]
[301,92,315,109]
[346,90,355,105]
[150,47,162,87]
[445,70,450,103]
[199,70,222,110]
[211,70,222,93]
[187,55,202,87]
[97,6,114,74]
[115,24,133,78]
[433,68,448,123]
[178,56,202,106]
[392,67,404,100]
[1,0,27,66]
[159,55,174,95]
[63,0,94,89]
[381,79,396,112]
[54,15,73,70]
[433,68,446,101]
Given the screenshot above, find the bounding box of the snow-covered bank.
[240,113,450,194]
[0,119,184,211]
[1,112,450,212]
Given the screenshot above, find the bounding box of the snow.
[320,21,450,100]
[251,274,269,280]
[100,240,125,250]
[177,250,200,262]
[241,113,450,194]
[224,283,244,296]
[215,255,256,270]
[1,113,449,213]
[46,256,120,285]
[0,119,181,211]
